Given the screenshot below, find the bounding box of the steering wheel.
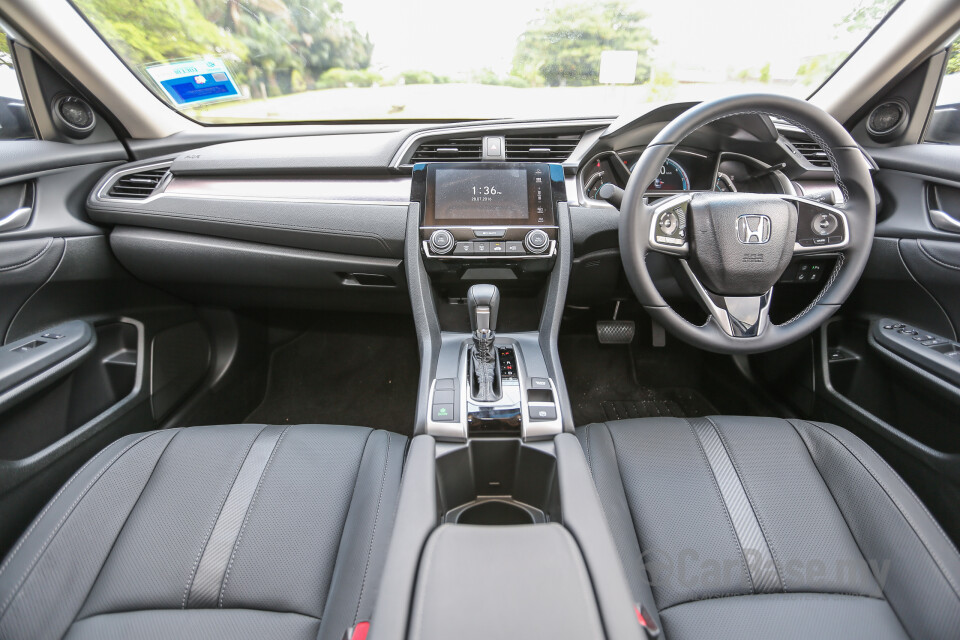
[620,94,875,354]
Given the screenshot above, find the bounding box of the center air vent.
[410,137,483,163]
[107,167,169,199]
[784,135,831,168]
[505,134,580,161]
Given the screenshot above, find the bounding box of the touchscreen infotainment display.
[416,162,559,227]
[434,168,528,220]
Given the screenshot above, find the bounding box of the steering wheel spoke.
[780,195,851,255]
[647,193,691,257]
[679,260,772,338]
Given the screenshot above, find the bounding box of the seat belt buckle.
[635,605,661,638]
[342,621,370,640]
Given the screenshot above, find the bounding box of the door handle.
[0,206,32,232]
[930,208,960,234]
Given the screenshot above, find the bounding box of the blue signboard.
[145,58,241,106]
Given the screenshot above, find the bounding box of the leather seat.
[577,416,960,639]
[0,423,405,640]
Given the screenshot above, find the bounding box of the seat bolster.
[0,430,179,640]
[660,593,908,640]
[791,419,960,639]
[576,423,659,615]
[64,609,320,640]
[317,430,407,640]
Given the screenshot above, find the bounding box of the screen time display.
[433,168,529,220]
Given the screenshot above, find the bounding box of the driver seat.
[577,416,960,639]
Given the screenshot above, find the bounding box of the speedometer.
[630,157,690,191]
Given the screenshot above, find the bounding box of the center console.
[410,161,570,442]
[363,160,655,640]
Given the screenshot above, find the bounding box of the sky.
[338,0,883,80]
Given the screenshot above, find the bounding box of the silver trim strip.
[391,120,612,168]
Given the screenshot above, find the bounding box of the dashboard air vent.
[410,137,483,162]
[108,168,169,199]
[784,135,831,168]
[505,134,581,162]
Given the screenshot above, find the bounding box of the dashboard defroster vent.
[783,135,831,168]
[107,168,169,199]
[410,137,483,163]
[504,134,581,162]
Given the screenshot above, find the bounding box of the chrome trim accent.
[391,119,612,168]
[680,260,772,338]
[421,239,557,260]
[94,161,173,203]
[165,176,412,204]
[0,206,32,233]
[647,193,692,257]
[930,208,960,234]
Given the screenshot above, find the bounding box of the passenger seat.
[0,424,405,640]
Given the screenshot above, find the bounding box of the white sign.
[598,50,639,85]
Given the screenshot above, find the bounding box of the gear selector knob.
[467,284,500,333]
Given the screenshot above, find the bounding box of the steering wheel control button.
[429,229,455,254]
[812,212,839,236]
[654,204,688,246]
[432,404,454,421]
[524,229,550,254]
[474,228,506,238]
[528,403,557,421]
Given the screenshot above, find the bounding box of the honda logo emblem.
[737,214,771,244]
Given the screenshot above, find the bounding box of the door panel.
[0,141,212,556]
[811,143,960,544]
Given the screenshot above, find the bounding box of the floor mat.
[560,332,774,426]
[244,316,418,436]
[600,388,717,421]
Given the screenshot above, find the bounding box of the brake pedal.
[597,301,635,344]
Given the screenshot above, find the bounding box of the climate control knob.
[429,229,455,254]
[524,229,550,254]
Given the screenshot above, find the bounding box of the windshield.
[72,0,899,124]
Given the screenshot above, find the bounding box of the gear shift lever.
[467,284,501,401]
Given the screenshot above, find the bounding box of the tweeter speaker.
[866,99,909,142]
[51,94,96,138]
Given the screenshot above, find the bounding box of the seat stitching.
[794,419,960,601]
[218,425,292,607]
[684,418,755,593]
[0,434,125,579]
[706,416,786,591]
[655,589,888,614]
[353,432,393,625]
[71,429,184,625]
[0,431,162,621]
[917,241,960,272]
[181,425,268,609]
[0,238,53,272]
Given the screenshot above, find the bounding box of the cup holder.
[448,499,541,525]
[436,439,560,525]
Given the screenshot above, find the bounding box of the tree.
[73,0,246,66]
[511,1,654,87]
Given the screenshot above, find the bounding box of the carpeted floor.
[244,315,419,435]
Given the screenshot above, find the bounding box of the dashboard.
[83,103,849,314]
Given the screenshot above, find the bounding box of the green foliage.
[511,0,654,87]
[840,0,897,34]
[316,67,382,88]
[73,0,246,66]
[0,32,11,69]
[396,70,448,85]
[947,36,960,75]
